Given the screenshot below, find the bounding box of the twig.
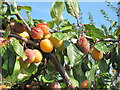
[84,34,119,42]
[1,0,31,33]
[0,30,39,47]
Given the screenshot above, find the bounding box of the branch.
[48,53,73,87]
[84,34,119,42]
[0,30,39,47]
[1,0,31,33]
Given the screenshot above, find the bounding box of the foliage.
[0,0,120,89]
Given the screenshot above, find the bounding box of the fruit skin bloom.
[77,36,90,53]
[40,39,53,53]
[91,48,103,61]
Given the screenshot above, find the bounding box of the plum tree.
[40,39,53,53]
[91,47,103,61]
[30,27,44,39]
[33,49,43,63]
[50,36,64,49]
[77,36,90,53]
[13,22,26,33]
[49,53,61,66]
[81,80,88,89]
[36,23,50,35]
[25,49,35,63]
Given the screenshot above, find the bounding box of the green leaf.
[59,26,72,30]
[61,19,72,27]
[98,59,108,73]
[42,76,54,83]
[24,63,37,73]
[7,49,16,76]
[50,1,65,25]
[52,32,64,40]
[65,0,80,18]
[110,47,120,72]
[27,13,34,27]
[85,24,106,40]
[73,62,87,86]
[108,21,117,32]
[22,6,32,12]
[10,4,18,14]
[3,31,10,40]
[69,77,79,87]
[0,45,8,60]
[9,38,27,61]
[47,20,54,29]
[67,43,82,67]
[94,42,108,54]
[85,67,96,88]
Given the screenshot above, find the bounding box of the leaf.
[85,67,96,88]
[42,76,54,83]
[22,6,32,12]
[60,26,72,31]
[110,47,120,72]
[9,38,27,61]
[7,49,16,76]
[108,21,117,32]
[63,40,70,48]
[94,42,108,54]
[0,45,8,60]
[85,24,106,40]
[10,4,18,14]
[3,31,10,40]
[25,63,37,73]
[27,13,34,27]
[61,19,72,27]
[50,1,65,25]
[98,59,108,73]
[67,43,82,67]
[52,32,64,40]
[47,20,54,29]
[73,62,87,86]
[65,0,80,18]
[69,77,79,87]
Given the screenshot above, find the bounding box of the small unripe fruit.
[77,36,90,53]
[50,36,64,48]
[36,23,49,35]
[49,53,61,66]
[33,49,43,63]
[13,22,26,33]
[25,49,35,63]
[19,57,30,69]
[81,80,88,89]
[91,48,103,61]
[40,39,53,53]
[49,81,61,89]
[30,27,43,39]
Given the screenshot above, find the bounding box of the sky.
[12,1,119,30]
